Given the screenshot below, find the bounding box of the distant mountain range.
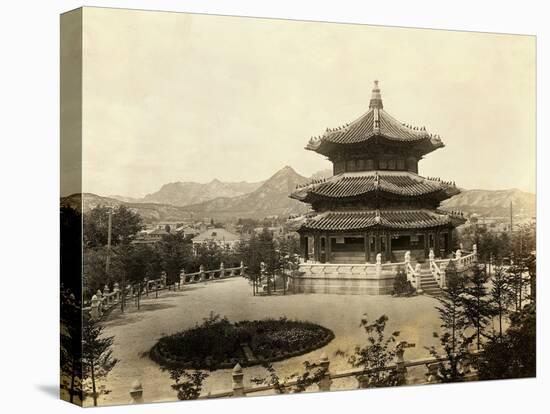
[60,193,194,222]
[62,167,535,222]
[440,188,536,218]
[179,166,310,218]
[137,179,263,206]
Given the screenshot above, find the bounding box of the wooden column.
[424,231,430,258]
[434,229,440,258]
[326,233,332,263]
[364,232,369,262]
[387,233,392,262]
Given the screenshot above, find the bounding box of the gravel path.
[97,277,443,406]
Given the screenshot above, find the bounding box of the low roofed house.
[191,228,241,250]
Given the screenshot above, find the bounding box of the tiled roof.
[305,82,444,155]
[299,209,462,231]
[192,228,240,242]
[291,171,459,201]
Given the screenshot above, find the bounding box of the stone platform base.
[289,263,401,295]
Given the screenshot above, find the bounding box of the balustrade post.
[472,244,478,262]
[375,253,382,277]
[90,295,100,320]
[103,284,110,305]
[220,262,225,278]
[232,363,245,397]
[317,352,332,392]
[96,290,104,314]
[113,282,120,303]
[129,380,144,404]
[395,342,408,384]
[179,270,185,289]
[199,265,206,282]
[426,363,439,384]
[415,264,423,294]
[240,261,245,276]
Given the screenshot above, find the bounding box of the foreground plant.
[169,369,209,400]
[341,314,405,388]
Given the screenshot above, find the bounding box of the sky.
[75,7,536,197]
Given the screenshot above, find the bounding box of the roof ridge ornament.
[369,80,384,110]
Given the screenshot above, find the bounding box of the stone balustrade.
[86,262,246,320]
[129,347,482,402]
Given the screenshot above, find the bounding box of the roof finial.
[369,80,384,109]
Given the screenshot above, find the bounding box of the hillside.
[60,193,193,223]
[440,189,536,218]
[181,166,310,219]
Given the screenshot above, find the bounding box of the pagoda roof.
[291,171,459,202]
[306,81,444,157]
[298,209,465,232]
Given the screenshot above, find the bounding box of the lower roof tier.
[295,209,465,232]
[291,171,459,203]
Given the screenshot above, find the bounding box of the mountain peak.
[270,165,299,178]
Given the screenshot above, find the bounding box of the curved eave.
[290,172,460,203]
[306,135,444,158]
[297,209,458,232]
[297,188,457,205]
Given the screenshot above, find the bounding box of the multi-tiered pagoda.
[291,81,464,264]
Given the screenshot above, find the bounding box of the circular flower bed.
[150,316,334,370]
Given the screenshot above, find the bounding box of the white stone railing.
[427,245,478,289]
[404,251,421,292]
[298,258,406,279]
[85,262,246,320]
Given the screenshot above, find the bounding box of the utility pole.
[105,208,113,274]
[510,201,513,235]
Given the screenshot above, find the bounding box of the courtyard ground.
[98,277,445,406]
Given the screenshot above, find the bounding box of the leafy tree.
[478,302,536,380]
[392,267,414,296]
[505,263,528,312]
[82,314,117,406]
[60,206,83,402]
[427,261,472,382]
[83,246,122,299]
[489,265,510,338]
[462,264,493,349]
[117,243,163,284]
[84,205,143,247]
[158,232,192,285]
[193,241,223,270]
[61,206,83,295]
[60,288,82,404]
[346,315,405,388]
[169,369,209,400]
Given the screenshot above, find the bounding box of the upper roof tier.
[306,81,444,158]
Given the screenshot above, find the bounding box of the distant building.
[191,228,241,250]
[132,228,170,245]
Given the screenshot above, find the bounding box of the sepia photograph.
[59,6,536,408]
